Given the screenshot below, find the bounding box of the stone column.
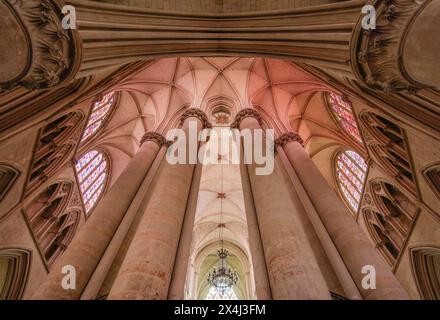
[80,144,168,300]
[232,109,331,300]
[239,160,272,300]
[167,162,203,300]
[278,132,410,300]
[107,109,211,300]
[31,132,166,299]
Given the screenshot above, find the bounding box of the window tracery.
[74,150,109,214]
[27,111,83,196]
[24,181,79,266]
[360,112,415,193]
[81,92,115,143]
[327,93,363,144]
[362,180,418,265]
[335,150,368,212]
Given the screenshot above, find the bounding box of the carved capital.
[0,0,81,91]
[230,108,263,129]
[179,108,212,129]
[351,0,430,94]
[275,132,304,148]
[140,132,171,147]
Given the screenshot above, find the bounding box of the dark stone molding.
[230,108,263,129]
[275,132,304,148]
[179,108,212,129]
[0,0,82,91]
[351,0,430,94]
[140,132,171,147]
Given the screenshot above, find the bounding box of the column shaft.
[80,146,167,300]
[32,137,162,299]
[239,115,331,299]
[283,139,410,300]
[108,114,206,299]
[167,163,203,300]
[239,160,272,300]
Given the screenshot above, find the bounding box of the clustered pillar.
[107,109,212,300]
[32,132,167,299]
[232,109,331,300]
[277,132,410,300]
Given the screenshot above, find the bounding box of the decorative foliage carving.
[230,108,263,129]
[180,108,212,129]
[275,132,304,148]
[140,132,171,147]
[352,0,429,94]
[0,0,80,91]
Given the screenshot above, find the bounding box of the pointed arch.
[363,180,419,266]
[0,163,20,201]
[334,149,368,213]
[74,149,110,214]
[360,112,416,193]
[326,92,363,145]
[23,180,79,267]
[81,92,117,144]
[0,248,31,300]
[410,246,440,300]
[423,163,440,199]
[27,111,84,196]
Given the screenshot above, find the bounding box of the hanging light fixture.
[207,246,238,294]
[207,156,238,295]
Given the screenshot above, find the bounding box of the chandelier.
[207,247,238,294]
[207,154,238,295]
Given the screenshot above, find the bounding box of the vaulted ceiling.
[85,56,353,298]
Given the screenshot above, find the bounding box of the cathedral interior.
[0,0,439,300]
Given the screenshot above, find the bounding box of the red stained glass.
[329,92,363,143]
[81,92,115,143]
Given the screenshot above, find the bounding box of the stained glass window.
[81,92,115,143]
[328,92,363,144]
[335,150,368,212]
[75,150,108,214]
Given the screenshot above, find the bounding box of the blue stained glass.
[336,150,368,212]
[78,154,103,182]
[75,149,108,215]
[85,184,104,213]
[83,173,106,202]
[80,160,106,192]
[75,150,98,171]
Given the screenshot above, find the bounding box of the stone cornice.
[230,108,263,129]
[140,132,171,147]
[351,0,430,94]
[179,108,212,129]
[0,0,81,91]
[275,132,304,148]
